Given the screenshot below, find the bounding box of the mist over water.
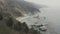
[25,0,60,34]
[0,0,60,34]
[3,0,60,34]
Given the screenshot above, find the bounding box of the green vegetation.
[0,14,3,20]
[23,22,29,33]
[6,16,13,27]
[14,22,22,31]
[0,0,41,34]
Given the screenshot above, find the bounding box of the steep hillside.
[0,0,41,17]
[0,0,41,34]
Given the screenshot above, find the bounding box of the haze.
[25,0,60,34]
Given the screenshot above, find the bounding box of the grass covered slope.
[0,0,41,34]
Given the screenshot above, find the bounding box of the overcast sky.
[25,0,60,7]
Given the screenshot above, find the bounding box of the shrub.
[0,14,3,20]
[6,16,13,27]
[23,22,29,33]
[14,22,22,31]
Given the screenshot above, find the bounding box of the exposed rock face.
[0,0,41,34]
[0,0,40,17]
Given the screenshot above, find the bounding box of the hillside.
[0,0,41,18]
[0,0,41,34]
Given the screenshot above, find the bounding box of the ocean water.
[24,0,60,34]
[16,0,60,34]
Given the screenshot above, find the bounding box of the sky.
[25,0,60,7]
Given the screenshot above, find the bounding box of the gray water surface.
[25,0,60,34]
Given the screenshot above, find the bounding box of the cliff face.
[0,0,40,17]
[0,0,24,18]
[0,0,41,34]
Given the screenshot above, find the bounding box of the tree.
[0,14,3,20]
[14,21,22,31]
[23,22,29,33]
[6,16,13,27]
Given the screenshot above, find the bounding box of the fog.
[25,0,60,34]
